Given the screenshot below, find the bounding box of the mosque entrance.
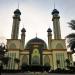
[31,48,41,65]
[26,37,47,66]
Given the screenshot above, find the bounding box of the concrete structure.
[5,8,73,70]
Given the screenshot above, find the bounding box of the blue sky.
[0,0,75,45]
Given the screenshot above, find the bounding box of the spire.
[53,0,56,9]
[21,27,26,32]
[54,1,55,9]
[36,33,37,38]
[14,0,21,15]
[21,25,26,32]
[17,0,19,9]
[18,2,19,9]
[52,0,59,15]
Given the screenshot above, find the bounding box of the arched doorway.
[31,48,40,65]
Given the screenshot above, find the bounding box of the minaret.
[21,28,26,49]
[52,9,61,39]
[47,27,52,50]
[11,9,21,39]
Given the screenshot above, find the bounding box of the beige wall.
[51,39,66,49]
[7,39,21,49]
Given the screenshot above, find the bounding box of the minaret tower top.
[52,8,61,39]
[21,28,26,32]
[47,27,52,32]
[47,27,52,50]
[52,9,59,15]
[11,9,21,39]
[14,9,21,16]
[21,27,26,49]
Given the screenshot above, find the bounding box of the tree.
[66,20,75,53]
[21,63,28,72]
[2,57,10,68]
[0,43,8,75]
[43,65,51,72]
[65,59,70,69]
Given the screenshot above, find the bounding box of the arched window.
[31,48,40,65]
[32,55,40,65]
[22,55,28,65]
[9,43,16,49]
[44,55,50,66]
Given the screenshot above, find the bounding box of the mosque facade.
[5,8,73,70]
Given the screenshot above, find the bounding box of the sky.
[0,0,75,45]
[0,0,75,61]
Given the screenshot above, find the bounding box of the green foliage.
[65,59,70,68]
[66,20,75,53]
[14,58,20,63]
[2,57,10,65]
[21,64,51,72]
[21,63,28,71]
[68,20,75,30]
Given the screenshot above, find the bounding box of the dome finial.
[47,27,52,32]
[21,27,26,32]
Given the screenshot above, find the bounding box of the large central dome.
[25,37,47,49]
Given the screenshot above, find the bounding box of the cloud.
[0,36,6,44]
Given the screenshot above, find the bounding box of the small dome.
[47,28,52,32]
[52,9,59,15]
[14,9,21,15]
[25,37,47,49]
[21,28,26,32]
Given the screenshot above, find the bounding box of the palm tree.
[14,58,20,69]
[66,20,75,53]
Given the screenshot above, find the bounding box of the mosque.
[5,8,73,70]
